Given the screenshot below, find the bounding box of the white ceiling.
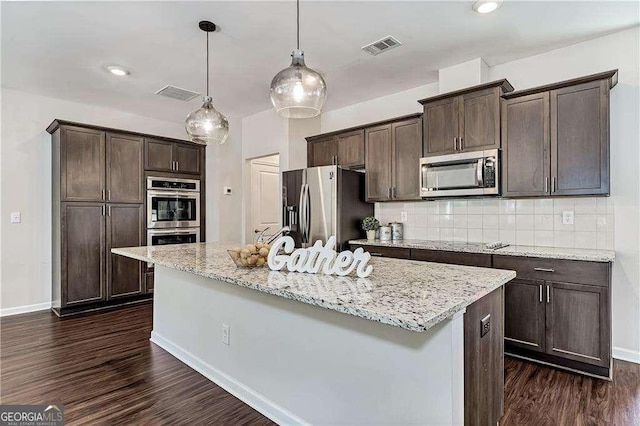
[2,1,638,123]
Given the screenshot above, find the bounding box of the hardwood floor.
[0,303,275,425]
[1,303,638,425]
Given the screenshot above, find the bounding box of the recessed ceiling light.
[106,65,129,77]
[472,0,502,14]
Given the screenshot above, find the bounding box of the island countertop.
[113,242,516,332]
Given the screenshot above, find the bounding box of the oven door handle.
[476,158,484,187]
[148,229,199,236]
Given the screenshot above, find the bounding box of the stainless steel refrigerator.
[282,165,374,250]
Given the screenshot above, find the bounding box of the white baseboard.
[150,331,308,425]
[1,302,51,317]
[613,346,640,364]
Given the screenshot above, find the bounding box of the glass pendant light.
[185,21,229,145]
[270,0,327,119]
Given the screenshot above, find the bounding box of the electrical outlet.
[480,314,491,338]
[400,211,408,222]
[222,324,230,345]
[10,212,21,224]
[562,210,575,225]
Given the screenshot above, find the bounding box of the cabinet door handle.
[546,285,550,303]
[459,137,464,151]
[534,267,555,272]
[453,137,458,151]
[539,284,543,303]
[107,190,111,201]
[176,161,179,171]
[388,187,392,199]
[545,177,549,193]
[102,205,105,216]
[552,176,556,193]
[391,187,396,199]
[108,205,112,216]
[102,189,105,200]
[369,252,383,257]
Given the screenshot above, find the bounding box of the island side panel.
[151,266,465,425]
[464,286,505,426]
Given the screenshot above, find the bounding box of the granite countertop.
[349,239,615,263]
[112,242,516,333]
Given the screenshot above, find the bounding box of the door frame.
[245,154,281,244]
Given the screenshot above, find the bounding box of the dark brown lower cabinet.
[107,204,144,299]
[464,286,504,426]
[61,203,106,305]
[546,281,610,367]
[504,278,546,352]
[411,249,492,267]
[495,255,612,378]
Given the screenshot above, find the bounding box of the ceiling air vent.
[155,85,200,102]
[361,36,402,56]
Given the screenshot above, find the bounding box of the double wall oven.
[146,176,201,246]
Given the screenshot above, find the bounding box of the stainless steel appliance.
[282,165,373,250]
[420,149,499,198]
[147,176,200,229]
[147,228,201,246]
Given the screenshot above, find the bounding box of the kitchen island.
[113,242,516,425]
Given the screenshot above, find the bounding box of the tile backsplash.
[376,198,614,250]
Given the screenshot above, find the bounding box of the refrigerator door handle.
[305,183,311,244]
[298,183,306,243]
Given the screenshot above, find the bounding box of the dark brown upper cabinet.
[307,130,365,168]
[145,138,202,174]
[60,126,106,202]
[501,92,551,197]
[107,133,144,203]
[502,70,617,197]
[107,204,144,299]
[364,124,392,201]
[365,116,423,202]
[419,80,514,157]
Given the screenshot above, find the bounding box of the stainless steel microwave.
[420,149,499,198]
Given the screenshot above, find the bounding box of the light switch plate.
[562,210,575,225]
[10,212,21,224]
[400,211,408,222]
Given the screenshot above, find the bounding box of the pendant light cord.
[206,31,210,97]
[296,0,300,50]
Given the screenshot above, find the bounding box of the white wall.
[0,87,241,313]
[319,27,640,362]
[240,109,319,242]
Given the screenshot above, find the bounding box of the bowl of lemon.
[228,243,271,268]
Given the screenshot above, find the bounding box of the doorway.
[248,154,280,244]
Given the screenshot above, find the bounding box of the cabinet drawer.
[493,256,610,287]
[350,245,410,260]
[411,249,492,267]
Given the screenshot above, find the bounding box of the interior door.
[501,92,551,197]
[545,281,610,367]
[504,278,546,353]
[365,124,392,201]
[423,97,459,157]
[250,159,280,242]
[392,117,422,200]
[62,202,105,306]
[550,80,610,195]
[175,144,201,174]
[459,88,500,151]
[336,130,365,168]
[107,204,144,299]
[61,126,105,202]
[106,133,144,203]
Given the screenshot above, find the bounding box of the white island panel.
[152,265,465,425]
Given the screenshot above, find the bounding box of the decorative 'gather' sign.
[267,236,373,278]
